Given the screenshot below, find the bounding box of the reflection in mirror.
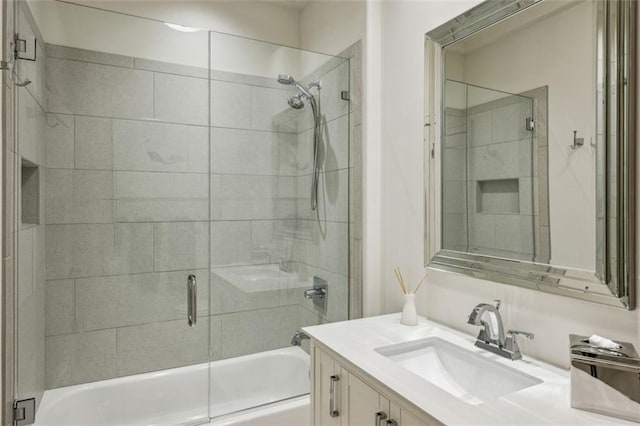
[425,0,636,309]
[443,81,540,263]
[443,0,597,270]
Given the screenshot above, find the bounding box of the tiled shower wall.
[292,55,353,326]
[43,42,356,388]
[443,84,550,262]
[43,43,213,388]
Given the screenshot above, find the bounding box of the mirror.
[424,0,636,309]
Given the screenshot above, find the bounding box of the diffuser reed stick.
[393,267,407,295]
[393,267,427,296]
[413,273,427,295]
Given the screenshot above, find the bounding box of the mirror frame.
[424,0,636,309]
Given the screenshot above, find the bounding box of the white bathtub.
[35,347,310,426]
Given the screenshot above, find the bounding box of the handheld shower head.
[277,74,295,85]
[277,74,315,99]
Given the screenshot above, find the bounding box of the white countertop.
[303,314,636,425]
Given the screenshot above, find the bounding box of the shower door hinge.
[14,34,37,62]
[340,90,350,101]
[525,117,535,131]
[13,398,35,426]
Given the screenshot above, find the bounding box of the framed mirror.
[424,0,636,309]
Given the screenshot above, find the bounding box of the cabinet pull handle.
[387,420,398,426]
[375,411,388,426]
[329,375,340,417]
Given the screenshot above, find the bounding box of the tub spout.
[291,330,309,346]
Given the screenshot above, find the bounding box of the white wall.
[27,0,307,77]
[376,0,640,369]
[299,0,366,56]
[461,1,596,270]
[30,0,300,47]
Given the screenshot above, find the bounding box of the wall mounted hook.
[570,130,584,150]
[15,78,31,87]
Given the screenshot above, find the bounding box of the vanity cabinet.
[311,341,437,426]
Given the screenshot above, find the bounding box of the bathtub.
[35,347,310,426]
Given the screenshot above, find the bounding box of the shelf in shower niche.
[476,178,519,214]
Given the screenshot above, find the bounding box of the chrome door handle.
[329,375,340,417]
[386,420,398,426]
[375,411,387,426]
[187,274,197,326]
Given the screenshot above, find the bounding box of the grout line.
[47,53,298,89]
[72,115,77,169]
[152,72,155,119]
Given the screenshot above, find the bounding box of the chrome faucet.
[467,300,534,360]
[291,330,309,346]
[467,300,506,347]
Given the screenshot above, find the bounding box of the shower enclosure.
[442,80,547,262]
[5,1,358,424]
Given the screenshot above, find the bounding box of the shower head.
[277,74,295,85]
[277,74,315,100]
[288,95,305,110]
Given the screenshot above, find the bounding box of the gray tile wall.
[443,107,468,252]
[207,51,354,358]
[16,4,46,409]
[44,44,220,388]
[290,57,352,325]
[44,41,357,389]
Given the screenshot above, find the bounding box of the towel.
[588,334,622,350]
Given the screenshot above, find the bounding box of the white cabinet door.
[311,343,437,426]
[389,402,433,426]
[314,346,343,426]
[399,406,432,426]
[345,372,391,426]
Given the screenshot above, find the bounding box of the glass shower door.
[465,84,535,261]
[208,31,351,420]
[15,3,212,425]
[442,80,535,261]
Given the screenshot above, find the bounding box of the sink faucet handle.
[507,330,534,340]
[494,299,501,310]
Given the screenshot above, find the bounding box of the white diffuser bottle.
[400,293,418,326]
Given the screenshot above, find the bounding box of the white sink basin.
[375,337,542,405]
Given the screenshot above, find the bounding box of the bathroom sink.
[374,337,542,405]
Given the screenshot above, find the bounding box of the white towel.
[588,334,622,350]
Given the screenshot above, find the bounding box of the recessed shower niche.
[21,158,40,226]
[476,179,519,214]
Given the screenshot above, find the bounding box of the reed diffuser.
[393,267,426,326]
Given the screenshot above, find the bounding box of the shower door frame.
[1,0,18,423]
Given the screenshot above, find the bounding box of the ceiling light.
[164,22,201,33]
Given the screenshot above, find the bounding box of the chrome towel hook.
[570,130,584,150]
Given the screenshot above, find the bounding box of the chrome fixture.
[330,375,340,417]
[525,117,535,131]
[467,300,534,360]
[277,74,322,210]
[187,274,197,327]
[570,130,584,150]
[570,334,640,422]
[13,398,35,426]
[290,330,309,346]
[304,276,328,310]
